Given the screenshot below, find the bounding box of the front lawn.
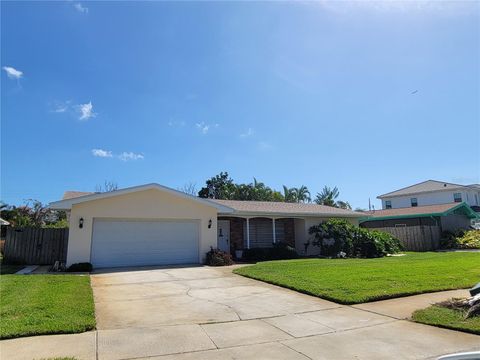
[233,252,480,304]
[412,306,480,335]
[0,275,96,339]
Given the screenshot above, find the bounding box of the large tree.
[0,200,67,228]
[198,172,236,199]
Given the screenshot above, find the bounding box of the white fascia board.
[49,183,235,213]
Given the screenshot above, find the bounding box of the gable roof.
[49,183,235,212]
[212,199,365,218]
[63,191,95,200]
[378,180,479,199]
[51,185,365,218]
[360,202,479,222]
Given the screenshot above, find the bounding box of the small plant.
[440,230,480,250]
[456,230,480,249]
[66,262,93,272]
[440,230,460,249]
[205,248,234,266]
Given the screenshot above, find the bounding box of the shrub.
[205,248,234,266]
[243,242,298,262]
[309,219,402,258]
[440,231,461,249]
[456,230,480,249]
[66,262,93,272]
[309,219,355,257]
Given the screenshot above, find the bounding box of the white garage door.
[91,219,199,268]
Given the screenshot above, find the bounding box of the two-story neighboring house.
[359,180,480,251]
[378,180,480,211]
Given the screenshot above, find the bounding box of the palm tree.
[294,185,311,203]
[283,185,297,203]
[315,186,339,206]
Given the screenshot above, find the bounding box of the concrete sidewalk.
[1,266,478,360]
[353,289,470,319]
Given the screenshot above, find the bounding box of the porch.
[217,216,298,254]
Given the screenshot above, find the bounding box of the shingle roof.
[211,199,364,217]
[361,202,478,221]
[377,180,477,198]
[62,191,95,200]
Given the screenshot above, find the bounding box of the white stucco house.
[378,180,480,211]
[50,183,365,268]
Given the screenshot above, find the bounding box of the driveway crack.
[280,341,314,360]
[186,287,241,321]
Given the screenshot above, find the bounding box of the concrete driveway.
[2,265,479,360]
[92,265,480,359]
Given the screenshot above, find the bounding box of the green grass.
[412,306,480,335]
[233,252,480,304]
[0,275,96,339]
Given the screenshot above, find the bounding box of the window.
[411,198,418,207]
[385,200,392,209]
[453,193,462,203]
[395,224,406,228]
[475,194,479,205]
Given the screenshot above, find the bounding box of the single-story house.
[360,202,478,250]
[50,183,365,268]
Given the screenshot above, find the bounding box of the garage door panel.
[91,219,199,268]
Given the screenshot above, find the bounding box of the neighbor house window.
[411,198,418,207]
[385,200,392,209]
[453,193,462,202]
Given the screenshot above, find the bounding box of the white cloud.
[77,101,96,121]
[118,152,144,161]
[195,122,210,134]
[2,66,23,79]
[92,149,113,158]
[91,149,144,161]
[258,141,273,150]
[240,128,254,138]
[52,100,71,113]
[74,3,88,13]
[195,122,218,134]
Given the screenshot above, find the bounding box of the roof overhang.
[49,183,235,213]
[218,211,365,218]
[359,202,479,223]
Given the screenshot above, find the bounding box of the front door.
[217,220,230,253]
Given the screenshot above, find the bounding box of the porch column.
[246,218,250,249]
[272,218,276,244]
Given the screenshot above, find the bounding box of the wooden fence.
[374,225,441,251]
[3,227,69,265]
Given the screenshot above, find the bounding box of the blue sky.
[1,1,479,209]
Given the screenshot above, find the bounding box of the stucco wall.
[67,189,218,266]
